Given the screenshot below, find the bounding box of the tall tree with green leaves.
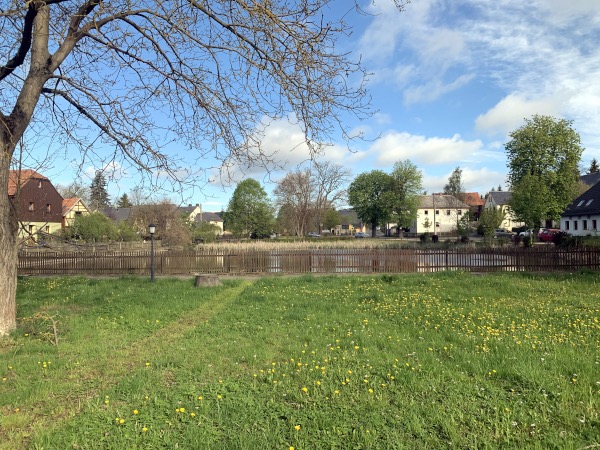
[89,171,110,211]
[390,160,423,233]
[347,171,395,237]
[509,174,551,234]
[224,179,274,238]
[506,115,584,223]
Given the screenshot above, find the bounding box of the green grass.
[1,273,599,449]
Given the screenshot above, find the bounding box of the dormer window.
[577,200,585,206]
[38,180,42,188]
[586,199,594,206]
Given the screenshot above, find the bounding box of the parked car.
[307,232,321,238]
[493,228,514,238]
[354,232,370,238]
[538,228,560,242]
[519,229,534,237]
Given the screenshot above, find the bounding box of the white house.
[411,194,470,235]
[560,181,600,236]
[483,191,524,231]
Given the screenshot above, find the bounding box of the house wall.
[483,198,524,231]
[412,207,466,234]
[561,215,600,236]
[10,176,63,238]
[63,200,90,227]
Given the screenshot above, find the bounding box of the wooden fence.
[16,247,600,276]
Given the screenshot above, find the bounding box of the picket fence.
[16,246,600,276]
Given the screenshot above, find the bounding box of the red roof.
[62,197,80,215]
[7,169,48,196]
[462,192,484,207]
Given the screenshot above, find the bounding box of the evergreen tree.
[116,193,133,208]
[588,158,599,174]
[89,171,110,211]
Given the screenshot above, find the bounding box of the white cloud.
[475,94,561,136]
[369,131,483,166]
[210,117,349,187]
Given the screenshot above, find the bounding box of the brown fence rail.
[17,247,600,276]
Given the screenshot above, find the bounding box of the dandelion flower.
[133,410,139,415]
[142,427,148,433]
[294,425,301,431]
[301,387,308,393]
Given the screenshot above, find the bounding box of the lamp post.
[148,223,155,282]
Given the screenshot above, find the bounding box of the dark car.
[354,232,369,238]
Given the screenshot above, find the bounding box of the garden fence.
[17,246,600,276]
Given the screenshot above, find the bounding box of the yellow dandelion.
[133,409,139,415]
[142,427,148,432]
[294,425,301,431]
[301,387,308,393]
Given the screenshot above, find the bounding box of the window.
[435,210,440,215]
[75,211,82,216]
[28,224,34,233]
[28,202,34,211]
[45,226,50,233]
[565,221,570,230]
[457,210,462,215]
[574,221,578,231]
[593,219,597,230]
[577,200,585,206]
[38,181,42,188]
[586,199,594,206]
[46,204,51,213]
[424,210,429,215]
[446,210,451,216]
[583,220,588,230]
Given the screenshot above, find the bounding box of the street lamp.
[148,223,155,282]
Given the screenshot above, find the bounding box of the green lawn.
[1,273,598,449]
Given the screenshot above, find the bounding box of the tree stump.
[194,274,222,287]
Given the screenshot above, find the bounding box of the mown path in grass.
[0,279,253,450]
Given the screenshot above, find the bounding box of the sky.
[42,0,600,212]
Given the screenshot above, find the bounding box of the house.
[8,169,64,239]
[334,209,360,235]
[461,192,485,221]
[411,194,470,235]
[483,191,524,231]
[580,172,600,189]
[177,203,202,222]
[560,181,600,236]
[104,206,132,223]
[62,197,90,228]
[194,211,224,234]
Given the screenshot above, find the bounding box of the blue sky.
[43,0,600,212]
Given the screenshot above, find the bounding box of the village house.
[560,180,600,236]
[8,170,64,240]
[483,191,524,231]
[411,194,470,235]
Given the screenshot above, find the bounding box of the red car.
[538,229,560,242]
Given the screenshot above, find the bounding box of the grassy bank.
[1,273,598,449]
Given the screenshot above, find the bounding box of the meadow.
[0,272,598,449]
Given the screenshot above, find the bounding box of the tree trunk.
[0,152,18,336]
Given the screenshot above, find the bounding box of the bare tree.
[274,169,313,236]
[0,0,408,334]
[56,180,90,204]
[312,161,351,233]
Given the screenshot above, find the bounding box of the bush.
[419,233,431,243]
